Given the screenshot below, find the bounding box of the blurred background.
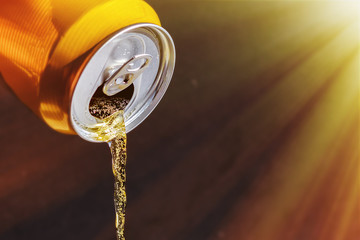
[0,0,359,239]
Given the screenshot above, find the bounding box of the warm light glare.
[208,2,359,240]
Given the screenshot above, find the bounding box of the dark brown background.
[0,1,359,240]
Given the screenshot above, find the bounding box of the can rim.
[70,23,176,142]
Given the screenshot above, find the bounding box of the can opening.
[89,83,134,118]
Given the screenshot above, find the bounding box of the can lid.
[70,23,175,142]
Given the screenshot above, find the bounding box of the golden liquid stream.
[110,133,127,240]
[89,97,128,240]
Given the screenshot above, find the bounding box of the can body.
[0,0,163,135]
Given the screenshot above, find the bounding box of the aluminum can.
[0,0,176,142]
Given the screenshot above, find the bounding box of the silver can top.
[70,23,176,142]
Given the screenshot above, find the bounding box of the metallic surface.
[0,0,160,135]
[103,54,153,96]
[71,24,175,142]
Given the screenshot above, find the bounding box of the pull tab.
[103,54,152,96]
